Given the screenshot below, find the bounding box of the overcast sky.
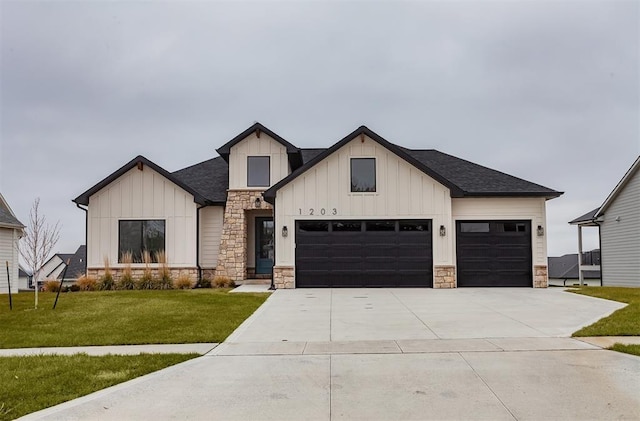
[1,0,638,260]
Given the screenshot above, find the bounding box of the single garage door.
[456,220,532,287]
[296,220,433,288]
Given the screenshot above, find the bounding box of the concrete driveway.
[24,288,640,420]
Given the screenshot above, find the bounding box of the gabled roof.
[569,208,600,225]
[595,156,640,218]
[62,245,86,281]
[0,193,24,229]
[172,157,229,205]
[263,126,562,203]
[548,252,601,279]
[216,122,304,169]
[73,155,210,206]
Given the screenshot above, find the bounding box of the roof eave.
[594,156,640,218]
[216,122,302,164]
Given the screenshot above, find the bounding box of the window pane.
[365,220,396,231]
[247,156,270,187]
[399,220,431,232]
[143,220,165,261]
[351,158,376,192]
[332,221,362,232]
[119,221,142,262]
[298,221,329,232]
[460,222,490,233]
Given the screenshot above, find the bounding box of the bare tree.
[18,198,61,309]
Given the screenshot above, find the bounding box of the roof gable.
[0,193,24,229]
[595,156,640,217]
[73,156,209,206]
[216,122,303,169]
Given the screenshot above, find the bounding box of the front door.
[255,217,274,274]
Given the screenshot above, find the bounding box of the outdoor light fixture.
[537,225,544,236]
[282,226,288,237]
[439,225,446,237]
[254,197,261,208]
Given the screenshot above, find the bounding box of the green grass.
[0,353,197,420]
[0,290,268,348]
[570,287,640,337]
[609,344,640,356]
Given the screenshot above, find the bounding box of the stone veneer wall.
[273,266,294,289]
[215,190,273,281]
[433,265,456,288]
[87,267,198,282]
[533,265,548,288]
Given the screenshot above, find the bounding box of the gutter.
[196,205,205,283]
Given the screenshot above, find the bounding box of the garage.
[456,220,532,287]
[295,220,433,288]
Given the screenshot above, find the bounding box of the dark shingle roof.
[548,253,601,279]
[172,157,229,205]
[569,208,600,225]
[0,194,24,228]
[63,245,86,281]
[301,148,326,163]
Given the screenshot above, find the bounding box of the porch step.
[236,279,271,286]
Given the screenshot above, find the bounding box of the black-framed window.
[351,158,376,192]
[119,220,165,263]
[460,222,490,233]
[247,156,270,187]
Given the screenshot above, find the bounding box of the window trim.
[247,156,271,187]
[118,219,166,263]
[350,157,376,193]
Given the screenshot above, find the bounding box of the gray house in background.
[571,156,640,287]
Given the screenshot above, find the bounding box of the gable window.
[119,220,165,263]
[351,158,376,192]
[247,156,270,187]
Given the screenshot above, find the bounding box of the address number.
[299,208,337,216]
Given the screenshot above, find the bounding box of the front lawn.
[0,353,197,421]
[0,290,268,348]
[570,287,640,337]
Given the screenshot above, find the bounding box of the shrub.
[197,277,212,289]
[69,284,81,292]
[42,279,61,292]
[99,256,115,290]
[76,275,98,291]
[174,274,194,290]
[213,276,235,289]
[135,272,155,290]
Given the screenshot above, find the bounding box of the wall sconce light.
[282,226,288,237]
[439,225,446,237]
[254,197,261,208]
[537,225,544,236]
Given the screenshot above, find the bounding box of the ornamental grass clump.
[42,279,61,292]
[98,256,115,290]
[116,252,135,290]
[136,251,155,290]
[76,275,98,291]
[213,276,235,288]
[173,273,194,290]
[155,251,173,290]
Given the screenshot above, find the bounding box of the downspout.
[269,198,276,290]
[196,205,205,283]
[76,203,88,277]
[595,219,603,286]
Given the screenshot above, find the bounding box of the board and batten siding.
[451,197,548,266]
[274,135,453,268]
[600,168,640,286]
[199,206,224,268]
[0,227,19,294]
[228,132,290,189]
[87,166,198,268]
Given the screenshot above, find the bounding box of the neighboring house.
[570,156,640,287]
[73,123,562,289]
[548,250,601,286]
[34,245,87,287]
[0,193,24,294]
[18,265,33,290]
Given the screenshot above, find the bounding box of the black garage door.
[296,220,433,288]
[456,220,532,287]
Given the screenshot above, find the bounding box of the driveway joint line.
[329,354,333,420]
[389,289,440,339]
[458,352,518,421]
[475,301,549,337]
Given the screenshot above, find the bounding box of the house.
[570,156,640,287]
[73,123,562,288]
[18,265,33,290]
[548,250,601,287]
[33,245,87,287]
[0,193,24,294]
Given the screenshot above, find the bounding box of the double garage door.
[295,219,533,288]
[296,220,433,287]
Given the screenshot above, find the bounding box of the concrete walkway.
[19,288,640,420]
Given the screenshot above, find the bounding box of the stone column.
[433,265,456,288]
[534,265,548,288]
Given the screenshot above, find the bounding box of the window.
[119,220,166,263]
[332,221,362,232]
[399,220,431,232]
[460,222,490,233]
[365,220,396,231]
[247,156,270,187]
[298,221,329,232]
[502,222,527,232]
[351,158,376,192]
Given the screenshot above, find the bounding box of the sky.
[1,0,638,259]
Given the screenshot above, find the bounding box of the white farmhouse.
[0,193,24,294]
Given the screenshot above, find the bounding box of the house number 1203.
[299,208,337,216]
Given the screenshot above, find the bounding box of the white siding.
[34,256,65,285]
[452,197,549,266]
[228,132,290,189]
[87,166,198,268]
[274,135,453,267]
[600,168,640,286]
[199,206,224,268]
[0,228,19,294]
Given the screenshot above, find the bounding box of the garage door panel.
[457,220,532,287]
[296,219,432,288]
